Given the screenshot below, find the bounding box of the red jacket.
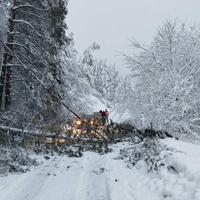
[102,111,107,117]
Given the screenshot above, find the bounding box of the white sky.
[66,0,200,75]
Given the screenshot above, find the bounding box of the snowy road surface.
[1,139,200,200]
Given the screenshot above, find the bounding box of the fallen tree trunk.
[0,125,56,137]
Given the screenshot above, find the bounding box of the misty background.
[67,0,200,75]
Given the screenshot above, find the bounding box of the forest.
[0,1,200,200]
[1,0,200,140]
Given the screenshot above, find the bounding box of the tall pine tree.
[0,0,69,129]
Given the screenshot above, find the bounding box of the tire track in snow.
[74,152,112,200]
[104,172,112,200]
[74,155,91,200]
[3,141,193,200]
[0,156,64,200]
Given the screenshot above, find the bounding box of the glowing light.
[76,120,82,125]
[58,138,65,144]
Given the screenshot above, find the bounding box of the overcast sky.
[67,0,200,75]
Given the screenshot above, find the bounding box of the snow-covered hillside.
[0,139,200,200]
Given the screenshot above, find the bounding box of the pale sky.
[66,0,200,75]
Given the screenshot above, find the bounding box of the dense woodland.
[0,0,200,140]
[0,0,128,133]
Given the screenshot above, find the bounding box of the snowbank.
[1,139,200,200]
[157,139,200,200]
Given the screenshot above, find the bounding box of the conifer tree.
[0,0,69,129]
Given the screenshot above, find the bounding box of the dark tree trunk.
[0,0,16,110]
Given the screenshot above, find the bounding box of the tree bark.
[0,0,16,110]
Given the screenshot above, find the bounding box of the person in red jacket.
[105,109,109,123]
[99,110,106,125]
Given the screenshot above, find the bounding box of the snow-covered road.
[1,139,200,200]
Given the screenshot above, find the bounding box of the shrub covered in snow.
[0,145,37,175]
[119,138,173,172]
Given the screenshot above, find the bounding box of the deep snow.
[0,139,200,200]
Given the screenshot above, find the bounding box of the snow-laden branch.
[2,64,22,67]
[8,31,45,49]
[13,4,47,12]
[6,42,35,55]
[11,19,43,39]
[15,10,50,21]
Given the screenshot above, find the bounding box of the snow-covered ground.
[0,139,200,200]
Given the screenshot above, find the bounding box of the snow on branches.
[125,20,200,138]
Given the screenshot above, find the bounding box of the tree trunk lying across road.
[0,125,56,137]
